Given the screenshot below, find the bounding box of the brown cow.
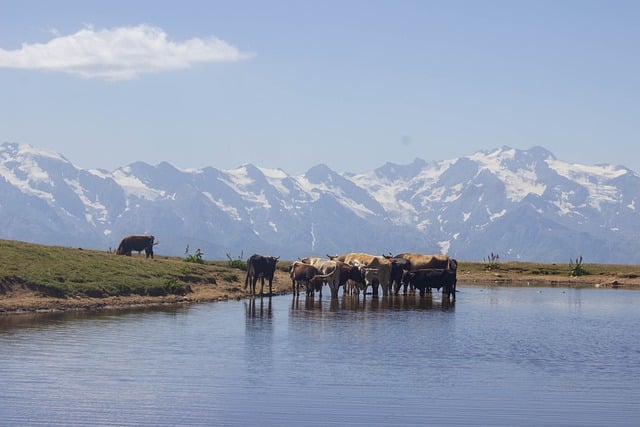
[393,252,454,271]
[299,257,341,298]
[334,253,392,297]
[290,261,323,296]
[115,235,157,258]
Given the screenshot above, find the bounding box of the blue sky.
[1,0,639,174]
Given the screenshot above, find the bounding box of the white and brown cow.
[334,253,392,297]
[299,257,341,298]
[289,261,335,297]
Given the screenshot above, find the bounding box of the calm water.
[1,286,639,426]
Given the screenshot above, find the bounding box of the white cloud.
[0,24,253,80]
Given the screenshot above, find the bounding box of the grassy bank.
[0,239,252,299]
[2,239,639,314]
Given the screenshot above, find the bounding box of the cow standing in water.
[244,254,280,296]
[115,235,157,259]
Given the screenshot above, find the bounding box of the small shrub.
[184,248,204,264]
[226,251,247,270]
[569,255,589,277]
[484,252,500,270]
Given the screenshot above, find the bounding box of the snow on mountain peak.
[0,142,60,201]
[469,147,546,202]
[546,159,628,210]
[112,167,166,201]
[1,143,639,263]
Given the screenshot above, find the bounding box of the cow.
[244,254,280,296]
[386,256,411,294]
[299,257,341,298]
[335,260,365,295]
[393,252,455,271]
[358,267,381,296]
[289,261,332,297]
[115,235,157,258]
[402,265,457,300]
[334,253,392,297]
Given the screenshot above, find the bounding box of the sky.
[1,0,639,175]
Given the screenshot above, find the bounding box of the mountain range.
[1,142,638,263]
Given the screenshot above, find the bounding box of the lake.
[1,286,639,426]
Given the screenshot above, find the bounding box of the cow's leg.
[268,277,273,296]
[330,283,339,299]
[371,280,379,298]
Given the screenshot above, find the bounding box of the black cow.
[336,260,364,292]
[244,254,280,296]
[389,257,411,294]
[402,266,457,300]
[115,235,156,258]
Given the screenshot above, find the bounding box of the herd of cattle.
[244,252,458,300]
[114,235,457,300]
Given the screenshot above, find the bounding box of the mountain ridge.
[1,142,638,263]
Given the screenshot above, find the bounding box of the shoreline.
[2,268,638,316]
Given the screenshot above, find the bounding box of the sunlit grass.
[0,239,229,298]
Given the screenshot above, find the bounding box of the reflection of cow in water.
[244,253,280,296]
[115,235,157,259]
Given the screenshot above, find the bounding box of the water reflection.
[0,306,186,335]
[290,294,454,317]
[1,287,640,426]
[244,296,273,319]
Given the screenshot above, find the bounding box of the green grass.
[0,239,234,298]
[459,260,640,278]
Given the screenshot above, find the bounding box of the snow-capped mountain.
[1,142,638,263]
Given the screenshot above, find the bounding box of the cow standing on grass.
[244,254,280,296]
[115,235,157,259]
